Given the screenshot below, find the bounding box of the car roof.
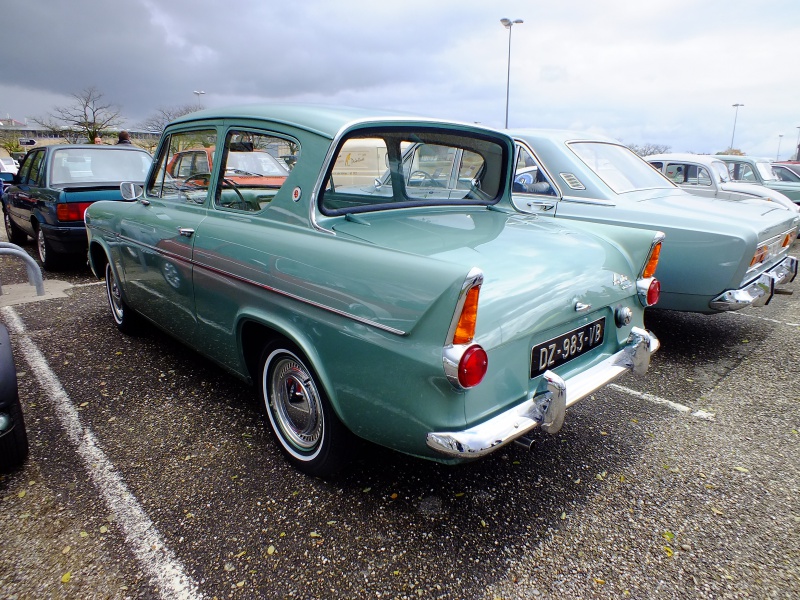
[509,128,621,145]
[715,155,771,163]
[169,103,484,140]
[645,153,727,165]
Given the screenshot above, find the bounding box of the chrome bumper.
[709,255,798,312]
[426,327,659,458]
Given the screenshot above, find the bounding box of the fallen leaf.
[17,490,25,498]
[560,512,566,520]
[234,550,246,558]
[79,531,89,538]
[733,466,749,473]
[310,532,322,538]
[662,531,675,542]
[61,572,72,584]
[79,402,89,408]
[62,546,71,555]
[267,545,275,555]
[711,507,724,515]
[362,487,372,493]
[663,546,674,557]
[99,526,108,534]
[594,578,606,585]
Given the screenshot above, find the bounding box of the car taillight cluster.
[451,282,488,389]
[56,202,93,222]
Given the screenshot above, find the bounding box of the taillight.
[646,279,661,306]
[637,277,660,307]
[57,202,93,222]
[453,286,480,344]
[458,345,488,388]
[642,240,662,279]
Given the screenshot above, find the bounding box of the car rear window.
[320,128,508,215]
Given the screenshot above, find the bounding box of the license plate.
[531,318,605,378]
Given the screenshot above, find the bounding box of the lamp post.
[729,103,743,150]
[193,90,205,106]
[776,134,783,161]
[501,18,523,129]
[795,126,800,161]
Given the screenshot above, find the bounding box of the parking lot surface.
[1,235,798,599]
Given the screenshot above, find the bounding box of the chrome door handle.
[178,228,195,237]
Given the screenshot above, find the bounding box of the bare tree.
[626,142,672,157]
[138,104,201,136]
[0,130,23,156]
[33,86,124,144]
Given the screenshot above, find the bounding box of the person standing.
[116,131,132,145]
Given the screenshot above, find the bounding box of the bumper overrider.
[426,327,659,458]
[709,255,798,312]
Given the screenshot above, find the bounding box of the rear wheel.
[105,262,138,334]
[0,394,29,472]
[260,343,353,477]
[3,210,27,245]
[36,227,61,271]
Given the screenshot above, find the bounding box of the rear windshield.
[51,148,151,186]
[320,128,508,215]
[570,142,673,193]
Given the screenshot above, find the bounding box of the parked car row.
[2,105,798,477]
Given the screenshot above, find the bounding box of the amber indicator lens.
[453,286,480,345]
[642,241,662,278]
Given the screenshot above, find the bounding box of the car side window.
[23,150,45,186]
[214,130,295,212]
[148,129,217,204]
[513,147,556,196]
[668,164,711,186]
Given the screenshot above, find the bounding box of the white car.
[647,153,799,213]
[0,157,18,175]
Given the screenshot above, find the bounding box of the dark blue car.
[2,144,151,269]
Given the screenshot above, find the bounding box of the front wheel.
[105,262,138,334]
[260,344,353,477]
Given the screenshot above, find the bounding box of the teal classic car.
[716,154,800,205]
[85,105,662,476]
[509,130,799,314]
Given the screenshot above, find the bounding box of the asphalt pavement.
[1,233,798,600]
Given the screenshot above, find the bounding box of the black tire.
[3,209,27,245]
[105,262,138,334]
[0,324,28,472]
[36,227,61,271]
[260,343,353,477]
[0,395,29,472]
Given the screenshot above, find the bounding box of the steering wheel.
[219,177,248,209]
[408,170,442,187]
[180,172,212,188]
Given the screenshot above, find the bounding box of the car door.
[510,144,559,215]
[5,149,46,236]
[116,128,216,343]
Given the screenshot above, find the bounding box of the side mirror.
[120,181,144,201]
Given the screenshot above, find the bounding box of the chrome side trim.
[709,255,798,311]
[115,235,408,336]
[427,327,659,458]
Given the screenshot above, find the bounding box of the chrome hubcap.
[269,356,323,452]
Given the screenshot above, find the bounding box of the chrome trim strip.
[115,235,408,336]
[709,255,798,311]
[427,327,659,457]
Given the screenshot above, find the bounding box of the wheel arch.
[239,317,343,419]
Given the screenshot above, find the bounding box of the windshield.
[226,151,289,177]
[569,142,673,193]
[756,161,778,181]
[51,148,151,185]
[711,161,731,182]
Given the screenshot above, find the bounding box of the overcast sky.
[2,0,799,158]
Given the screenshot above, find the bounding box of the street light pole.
[795,126,800,161]
[776,134,783,161]
[729,103,743,150]
[193,90,206,106]
[501,18,523,129]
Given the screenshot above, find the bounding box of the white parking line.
[729,310,800,328]
[608,383,715,420]
[1,306,203,600]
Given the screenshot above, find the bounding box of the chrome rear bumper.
[709,255,798,312]
[426,327,659,458]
